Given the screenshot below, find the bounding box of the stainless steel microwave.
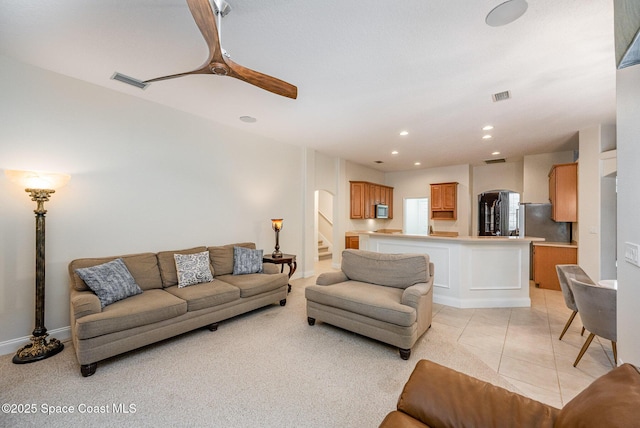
[376,204,389,219]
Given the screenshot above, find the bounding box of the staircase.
[318,239,332,260]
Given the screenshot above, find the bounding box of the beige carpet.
[1,279,517,427]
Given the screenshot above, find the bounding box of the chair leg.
[581,326,585,336]
[573,333,596,367]
[559,310,578,340]
[612,341,617,368]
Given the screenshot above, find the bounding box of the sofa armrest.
[401,282,432,309]
[396,360,558,428]
[70,289,101,319]
[316,271,349,285]
[262,263,280,275]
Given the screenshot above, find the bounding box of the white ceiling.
[0,0,616,172]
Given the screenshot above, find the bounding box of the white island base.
[359,233,535,308]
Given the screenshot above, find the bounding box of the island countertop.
[353,231,545,243]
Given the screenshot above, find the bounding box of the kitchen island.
[358,232,542,308]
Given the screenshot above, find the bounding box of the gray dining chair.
[569,277,617,368]
[555,265,593,340]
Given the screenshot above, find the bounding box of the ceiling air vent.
[111,72,149,90]
[492,90,511,102]
[485,158,506,164]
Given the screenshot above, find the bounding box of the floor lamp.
[5,170,70,364]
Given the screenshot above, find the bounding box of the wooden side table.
[263,254,297,293]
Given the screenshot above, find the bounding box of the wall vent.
[484,158,506,164]
[111,72,149,90]
[491,90,511,102]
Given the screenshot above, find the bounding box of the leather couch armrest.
[70,289,102,319]
[316,271,349,285]
[396,360,559,428]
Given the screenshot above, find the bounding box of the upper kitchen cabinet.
[350,181,394,219]
[549,163,577,222]
[430,182,457,220]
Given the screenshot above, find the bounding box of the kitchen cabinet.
[430,182,457,220]
[533,243,578,290]
[549,163,577,222]
[345,235,359,249]
[350,181,394,219]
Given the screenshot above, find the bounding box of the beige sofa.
[68,243,288,377]
[305,249,434,359]
[380,359,640,427]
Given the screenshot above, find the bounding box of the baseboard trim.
[0,326,71,357]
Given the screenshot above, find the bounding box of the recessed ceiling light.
[483,135,492,140]
[391,151,399,155]
[482,125,494,131]
[414,162,421,166]
[239,116,257,123]
[492,151,501,155]
[399,131,409,136]
[485,0,528,27]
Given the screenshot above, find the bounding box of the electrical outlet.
[624,242,640,267]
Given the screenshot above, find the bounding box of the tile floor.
[312,259,616,408]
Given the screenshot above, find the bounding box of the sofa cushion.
[174,251,214,288]
[157,246,209,288]
[217,272,288,298]
[74,289,187,340]
[208,242,256,276]
[305,281,416,326]
[341,250,429,289]
[556,363,640,428]
[233,246,263,275]
[69,252,162,291]
[74,258,143,308]
[164,280,240,312]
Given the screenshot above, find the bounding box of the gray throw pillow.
[174,251,214,288]
[233,246,263,275]
[75,258,143,308]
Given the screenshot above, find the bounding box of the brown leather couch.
[380,359,640,428]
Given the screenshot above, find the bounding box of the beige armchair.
[555,264,594,340]
[569,277,617,367]
[305,249,434,359]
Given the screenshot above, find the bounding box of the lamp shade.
[271,218,283,231]
[5,170,71,190]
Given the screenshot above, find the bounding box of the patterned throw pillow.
[233,246,263,275]
[75,258,143,308]
[174,251,214,288]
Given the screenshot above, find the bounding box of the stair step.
[318,245,329,252]
[318,251,332,260]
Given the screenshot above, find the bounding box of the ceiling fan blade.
[186,0,224,63]
[227,59,298,99]
[144,67,210,84]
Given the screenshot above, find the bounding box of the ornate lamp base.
[272,250,283,258]
[13,333,64,364]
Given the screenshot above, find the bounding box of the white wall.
[385,164,472,236]
[522,151,575,203]
[0,56,304,353]
[578,125,616,282]
[616,60,640,366]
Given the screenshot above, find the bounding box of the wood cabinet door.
[345,236,359,249]
[533,245,578,290]
[350,182,365,219]
[443,183,456,210]
[549,163,577,222]
[431,185,443,210]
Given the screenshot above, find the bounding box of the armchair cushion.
[341,250,429,289]
[306,281,415,326]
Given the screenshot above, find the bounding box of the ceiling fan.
[144,0,297,99]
